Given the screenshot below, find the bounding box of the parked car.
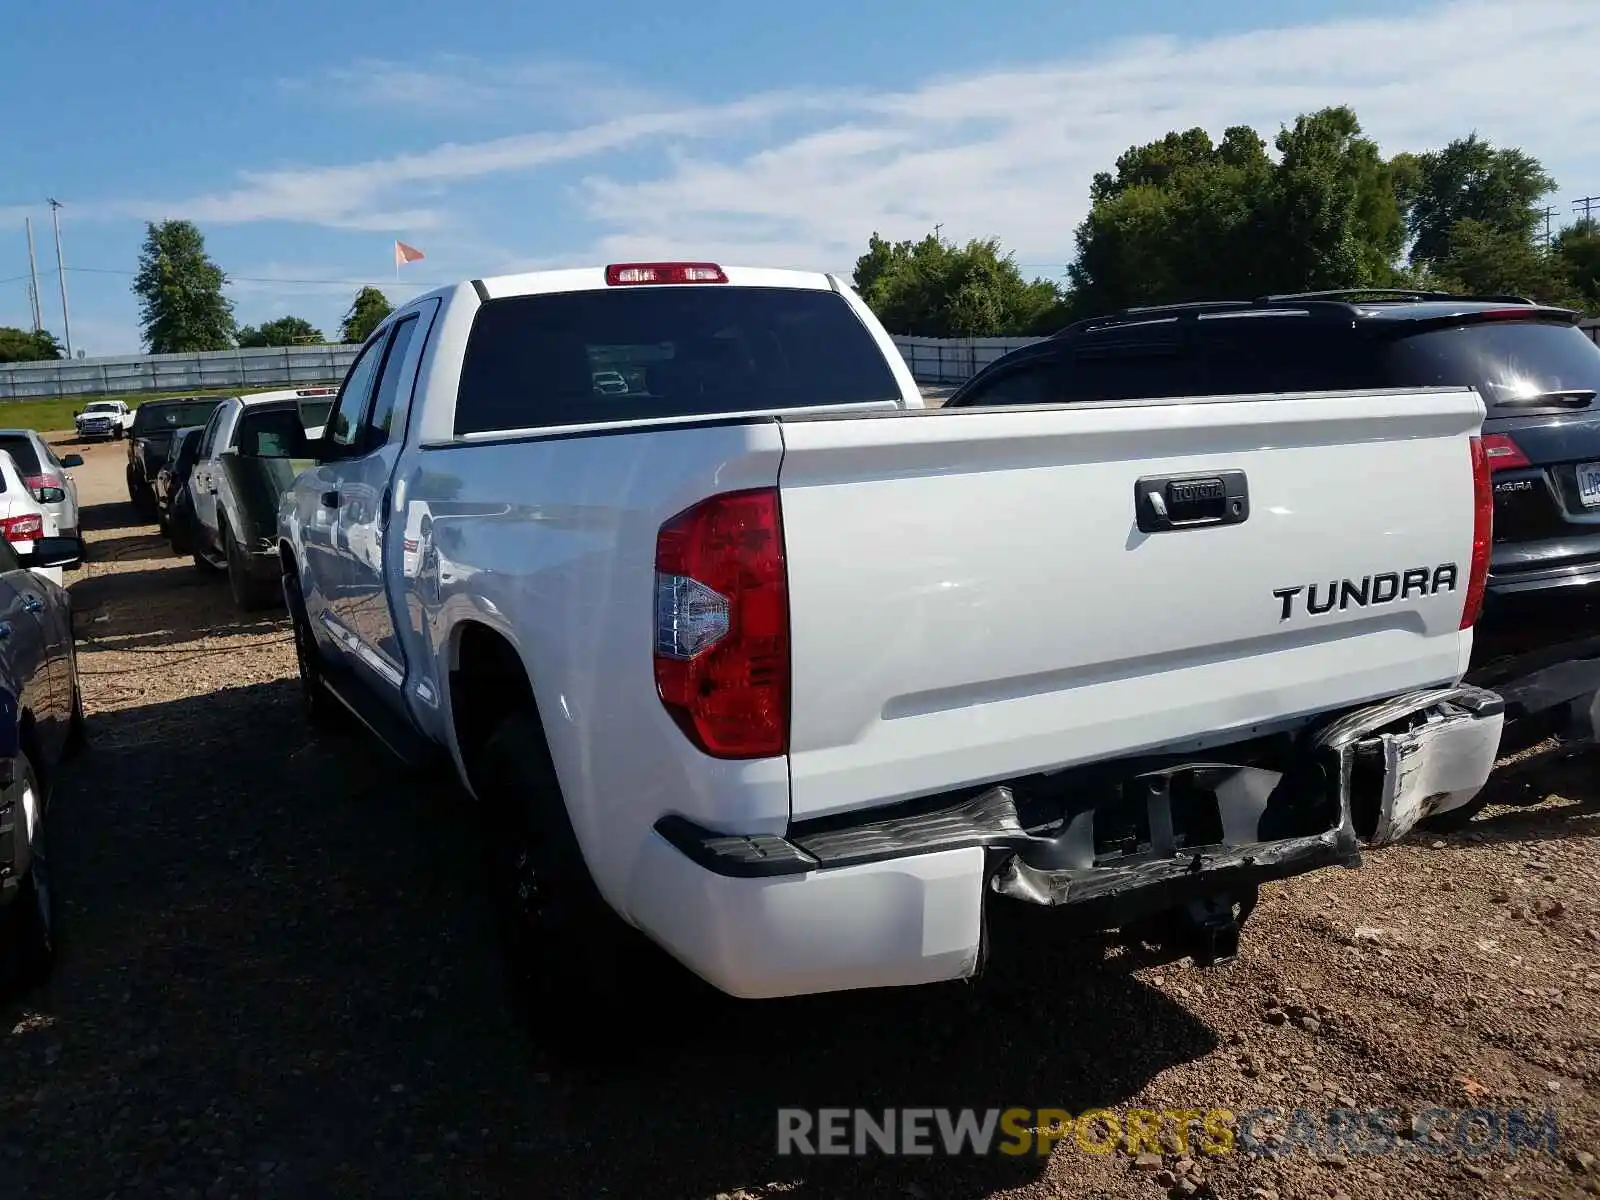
[278,261,1503,1041]
[71,399,133,441]
[0,430,83,550]
[152,425,204,542]
[126,397,228,515]
[0,526,86,997]
[0,450,74,588]
[188,393,319,610]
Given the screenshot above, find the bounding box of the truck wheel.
[284,569,346,734]
[0,752,54,997]
[224,524,280,612]
[477,709,679,1054]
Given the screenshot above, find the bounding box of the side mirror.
[20,536,81,571]
[72,410,79,418]
[60,453,83,468]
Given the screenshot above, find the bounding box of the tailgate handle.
[1135,471,1249,533]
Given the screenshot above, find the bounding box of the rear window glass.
[454,286,900,435]
[0,436,41,475]
[1384,320,1600,412]
[133,400,224,433]
[299,400,333,429]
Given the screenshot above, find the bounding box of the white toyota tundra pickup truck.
[278,261,1504,1024]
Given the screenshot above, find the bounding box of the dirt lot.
[2,432,1599,1200]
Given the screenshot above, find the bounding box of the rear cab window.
[453,286,901,435]
[133,400,225,435]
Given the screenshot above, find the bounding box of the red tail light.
[1480,433,1530,472]
[1460,436,1492,630]
[1,514,43,544]
[606,262,728,286]
[653,488,789,758]
[24,473,63,502]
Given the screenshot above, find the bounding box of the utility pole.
[47,199,72,360]
[24,218,43,332]
[1575,195,1600,224]
[1538,204,1559,246]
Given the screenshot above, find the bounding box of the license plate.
[1580,462,1600,507]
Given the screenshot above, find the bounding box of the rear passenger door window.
[362,315,421,452]
[1059,344,1194,402]
[1195,323,1386,396]
[326,331,391,456]
[197,408,224,459]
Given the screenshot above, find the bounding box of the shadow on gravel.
[78,500,145,535]
[0,680,1218,1200]
[88,532,181,565]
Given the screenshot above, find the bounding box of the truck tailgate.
[777,387,1483,821]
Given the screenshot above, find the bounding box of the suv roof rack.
[1053,289,1544,337]
[1259,288,1538,305]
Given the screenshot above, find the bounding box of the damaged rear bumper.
[640,685,1503,998]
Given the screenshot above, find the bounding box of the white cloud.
[281,55,670,124]
[52,0,1600,280]
[121,87,842,231]
[577,0,1600,271]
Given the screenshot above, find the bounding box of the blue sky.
[4,0,1599,356]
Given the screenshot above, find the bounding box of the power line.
[54,265,449,287]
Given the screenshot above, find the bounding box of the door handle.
[1134,471,1250,533]
[321,491,341,507]
[20,594,42,614]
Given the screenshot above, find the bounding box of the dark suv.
[947,290,1600,672]
[126,397,228,514]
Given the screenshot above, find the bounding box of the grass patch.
[0,386,315,434]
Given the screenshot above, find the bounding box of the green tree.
[851,230,1064,337]
[1068,107,1406,312]
[340,287,393,343]
[1398,134,1555,269]
[238,315,324,347]
[1430,219,1583,308]
[0,327,65,363]
[1554,219,1600,312]
[132,220,237,353]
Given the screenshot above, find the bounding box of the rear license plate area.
[1578,462,1600,507]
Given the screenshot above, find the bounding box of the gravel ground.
[3,433,1599,1200]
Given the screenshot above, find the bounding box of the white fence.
[0,334,1046,401]
[0,344,363,401]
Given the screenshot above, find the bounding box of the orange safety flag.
[394,240,425,267]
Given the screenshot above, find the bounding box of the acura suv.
[947,290,1600,773]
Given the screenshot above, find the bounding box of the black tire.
[126,470,142,508]
[169,503,192,556]
[284,568,347,735]
[224,524,280,612]
[477,709,684,1055]
[0,752,54,997]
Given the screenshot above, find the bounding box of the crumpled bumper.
[640,684,1503,998]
